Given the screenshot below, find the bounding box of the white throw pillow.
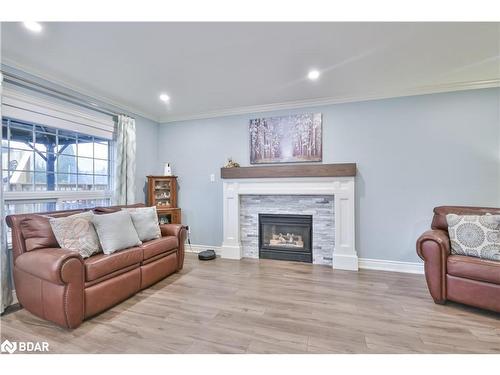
[446,213,500,261]
[49,211,101,258]
[122,206,161,242]
[92,210,142,254]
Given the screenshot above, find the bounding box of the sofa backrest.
[93,203,145,214]
[6,209,87,260]
[5,203,147,260]
[431,205,500,231]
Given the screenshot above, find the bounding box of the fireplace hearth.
[259,213,312,263]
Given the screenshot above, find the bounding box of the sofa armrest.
[160,224,187,270]
[160,224,184,237]
[416,229,450,304]
[15,247,83,285]
[13,247,84,328]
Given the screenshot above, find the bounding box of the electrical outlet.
[210,173,215,182]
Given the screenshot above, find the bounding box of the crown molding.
[4,58,498,125]
[160,78,500,124]
[1,59,159,123]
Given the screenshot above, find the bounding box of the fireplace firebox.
[258,213,312,263]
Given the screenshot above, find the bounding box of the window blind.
[1,88,115,140]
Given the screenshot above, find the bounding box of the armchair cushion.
[15,247,83,285]
[448,255,500,285]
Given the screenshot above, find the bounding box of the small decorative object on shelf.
[224,157,240,168]
[164,162,172,176]
[147,176,181,224]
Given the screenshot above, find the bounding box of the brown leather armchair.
[417,206,500,313]
[6,204,187,329]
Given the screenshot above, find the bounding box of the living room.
[0,1,499,373]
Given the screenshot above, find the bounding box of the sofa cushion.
[20,215,59,251]
[92,210,142,254]
[446,214,500,261]
[140,236,178,260]
[84,247,142,281]
[447,255,500,285]
[49,211,101,258]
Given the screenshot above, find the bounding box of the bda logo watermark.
[1,340,17,354]
[1,339,49,354]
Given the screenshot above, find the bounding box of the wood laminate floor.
[1,253,499,354]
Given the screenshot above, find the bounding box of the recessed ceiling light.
[23,21,43,33]
[308,70,320,81]
[159,94,170,102]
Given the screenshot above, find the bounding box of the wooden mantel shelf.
[220,163,356,179]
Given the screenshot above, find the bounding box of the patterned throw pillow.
[446,214,500,261]
[49,211,102,258]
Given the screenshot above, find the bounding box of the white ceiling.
[1,22,499,122]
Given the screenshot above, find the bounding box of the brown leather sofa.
[6,203,187,329]
[416,206,500,313]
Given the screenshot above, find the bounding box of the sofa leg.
[433,299,447,305]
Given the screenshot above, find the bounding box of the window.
[2,117,113,222]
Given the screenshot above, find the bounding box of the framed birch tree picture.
[249,113,322,164]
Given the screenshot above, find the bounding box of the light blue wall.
[158,88,500,263]
[134,115,162,202]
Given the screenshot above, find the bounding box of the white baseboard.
[185,243,222,255]
[185,242,424,274]
[332,253,359,271]
[359,258,424,274]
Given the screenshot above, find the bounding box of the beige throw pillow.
[49,211,101,258]
[446,214,500,261]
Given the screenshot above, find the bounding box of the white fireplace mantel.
[221,177,358,271]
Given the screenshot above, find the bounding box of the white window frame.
[2,87,115,207]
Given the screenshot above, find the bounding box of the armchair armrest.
[416,229,450,304]
[416,229,450,260]
[159,224,188,270]
[15,247,83,285]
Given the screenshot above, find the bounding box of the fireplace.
[259,213,313,263]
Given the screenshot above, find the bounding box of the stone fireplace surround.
[240,195,334,265]
[221,176,357,271]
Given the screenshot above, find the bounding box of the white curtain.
[1,71,13,314]
[114,114,137,205]
[0,168,12,314]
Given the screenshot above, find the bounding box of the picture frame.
[249,113,322,164]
